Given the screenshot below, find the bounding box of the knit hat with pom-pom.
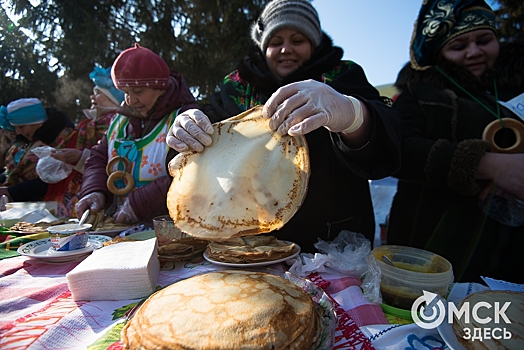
[251,0,322,52]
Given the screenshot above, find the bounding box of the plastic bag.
[289,230,382,304]
[479,195,524,227]
[33,146,74,184]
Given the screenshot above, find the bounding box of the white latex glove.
[166,108,214,152]
[263,79,363,136]
[113,197,139,224]
[75,192,105,219]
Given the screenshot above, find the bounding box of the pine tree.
[0,5,58,106]
[494,0,523,42]
[1,0,267,119]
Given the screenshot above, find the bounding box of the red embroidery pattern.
[0,290,88,348]
[307,273,375,350]
[107,341,124,350]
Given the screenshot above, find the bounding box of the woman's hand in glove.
[113,197,139,224]
[263,80,370,141]
[166,109,214,153]
[75,192,105,219]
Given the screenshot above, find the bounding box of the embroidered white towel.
[66,238,159,301]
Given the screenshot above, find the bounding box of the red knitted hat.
[111,43,170,90]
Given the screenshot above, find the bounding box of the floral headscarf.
[410,0,496,70]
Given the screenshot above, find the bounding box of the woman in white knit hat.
[167,0,402,252]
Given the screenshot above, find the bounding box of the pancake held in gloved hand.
[205,235,298,263]
[167,106,310,241]
[121,270,322,350]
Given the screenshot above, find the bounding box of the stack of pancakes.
[10,219,66,233]
[452,290,524,349]
[157,237,209,261]
[205,235,297,263]
[121,270,322,349]
[85,210,133,232]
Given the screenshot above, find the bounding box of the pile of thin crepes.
[85,210,135,232]
[452,290,524,350]
[121,107,331,350]
[163,105,311,264]
[9,211,131,235]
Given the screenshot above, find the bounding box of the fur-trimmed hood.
[395,41,524,95]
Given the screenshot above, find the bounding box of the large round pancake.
[121,270,320,350]
[452,290,524,350]
[167,106,310,241]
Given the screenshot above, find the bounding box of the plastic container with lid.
[372,245,454,311]
[48,223,92,251]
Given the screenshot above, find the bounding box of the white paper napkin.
[0,207,58,223]
[20,209,59,223]
[66,238,160,301]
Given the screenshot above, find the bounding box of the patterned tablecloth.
[0,247,384,349]
[1,232,490,350]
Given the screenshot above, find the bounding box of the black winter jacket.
[202,34,401,252]
[388,42,524,283]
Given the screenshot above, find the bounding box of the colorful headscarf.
[90,65,125,106]
[111,43,170,90]
[1,98,48,127]
[0,106,15,131]
[410,0,496,70]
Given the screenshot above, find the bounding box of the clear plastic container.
[372,245,454,310]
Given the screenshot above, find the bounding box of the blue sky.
[314,0,498,87]
[314,0,422,87]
